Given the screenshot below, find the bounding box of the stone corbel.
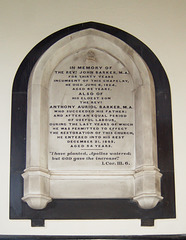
[134,166,163,209]
[22,167,51,209]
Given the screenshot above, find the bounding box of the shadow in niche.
[10,21,175,227]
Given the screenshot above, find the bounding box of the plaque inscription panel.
[22,28,163,210]
[48,49,134,172]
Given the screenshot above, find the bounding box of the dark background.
[10,22,175,227]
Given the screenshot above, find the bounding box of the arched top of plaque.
[28,28,148,90]
[11,22,175,225]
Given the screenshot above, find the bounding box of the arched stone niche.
[10,22,175,226]
[22,28,162,210]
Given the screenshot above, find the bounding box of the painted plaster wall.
[0,0,186,236]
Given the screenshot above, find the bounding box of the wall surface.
[0,0,186,236]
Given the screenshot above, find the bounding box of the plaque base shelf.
[22,166,162,210]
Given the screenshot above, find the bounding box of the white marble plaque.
[22,29,163,210]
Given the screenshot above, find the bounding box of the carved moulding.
[22,28,163,210]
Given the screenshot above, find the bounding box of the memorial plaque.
[23,27,162,209]
[47,48,135,199]
[10,22,175,226]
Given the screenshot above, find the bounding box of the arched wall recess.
[10,22,175,226]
